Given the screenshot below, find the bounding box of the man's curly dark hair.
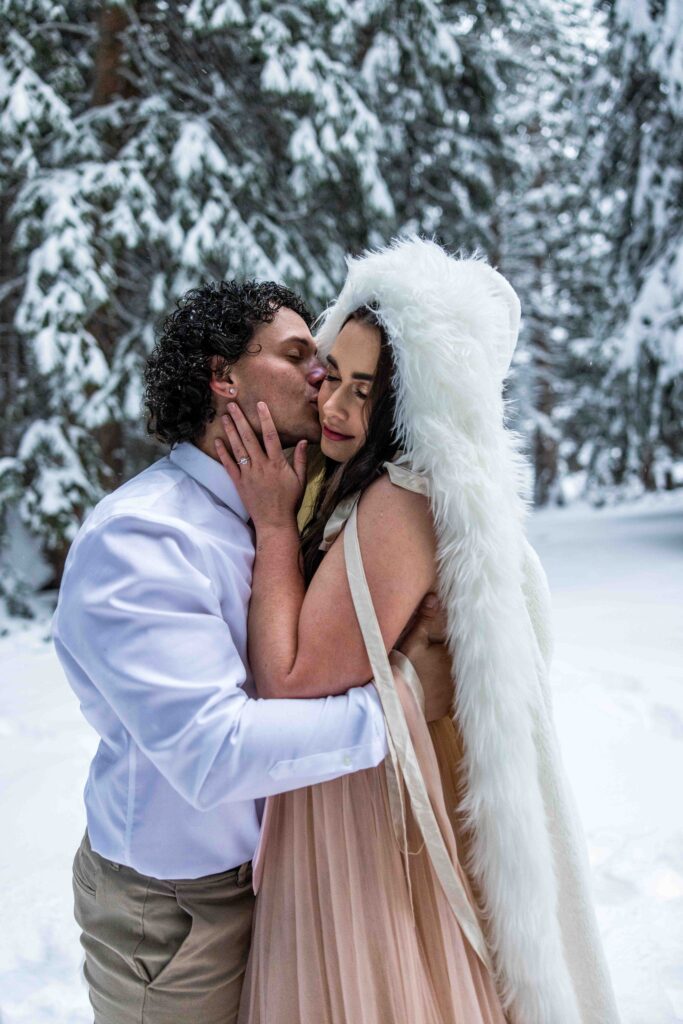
[144,279,313,446]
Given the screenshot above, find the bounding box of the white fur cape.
[315,238,621,1024]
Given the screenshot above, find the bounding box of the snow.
[434,23,462,68]
[171,120,229,182]
[261,56,288,94]
[1,494,681,1022]
[289,44,319,96]
[209,1,247,29]
[185,0,246,30]
[1,511,52,594]
[288,118,325,171]
[615,241,683,378]
[0,67,70,133]
[0,608,95,1023]
[531,493,683,1021]
[615,0,683,111]
[615,0,653,37]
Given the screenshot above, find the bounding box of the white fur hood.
[316,237,621,1024]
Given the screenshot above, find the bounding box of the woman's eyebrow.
[326,353,374,381]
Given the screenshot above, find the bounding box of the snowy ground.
[1,493,682,1023]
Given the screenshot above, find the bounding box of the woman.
[216,238,621,1024]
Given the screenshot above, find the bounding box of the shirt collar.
[169,442,250,523]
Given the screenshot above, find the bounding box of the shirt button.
[343,755,352,767]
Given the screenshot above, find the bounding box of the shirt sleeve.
[53,512,388,811]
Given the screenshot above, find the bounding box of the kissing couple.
[54,237,620,1024]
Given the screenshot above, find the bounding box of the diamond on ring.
[238,457,251,465]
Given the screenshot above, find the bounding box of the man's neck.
[196,418,230,462]
[195,435,220,462]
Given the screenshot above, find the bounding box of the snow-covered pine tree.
[498,0,611,505]
[347,0,517,254]
[567,0,683,498]
[0,0,105,607]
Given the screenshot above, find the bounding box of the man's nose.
[307,363,326,389]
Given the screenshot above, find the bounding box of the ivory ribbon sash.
[343,501,494,975]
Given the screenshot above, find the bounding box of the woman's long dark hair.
[300,306,400,583]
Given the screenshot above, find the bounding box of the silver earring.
[228,387,236,395]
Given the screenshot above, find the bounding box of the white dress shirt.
[53,442,388,879]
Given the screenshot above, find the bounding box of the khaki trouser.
[73,831,255,1024]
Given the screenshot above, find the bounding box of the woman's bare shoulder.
[358,470,430,514]
[356,471,434,556]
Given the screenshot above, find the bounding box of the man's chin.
[280,408,322,448]
[281,427,321,448]
[298,422,323,445]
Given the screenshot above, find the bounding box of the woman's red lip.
[322,425,354,441]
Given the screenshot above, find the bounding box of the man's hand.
[397,594,454,723]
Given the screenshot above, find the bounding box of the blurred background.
[0,2,681,1023]
[1,0,682,604]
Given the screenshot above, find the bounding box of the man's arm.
[53,512,387,811]
[397,595,454,723]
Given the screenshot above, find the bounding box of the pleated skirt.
[237,664,509,1024]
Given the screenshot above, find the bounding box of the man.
[54,279,450,1024]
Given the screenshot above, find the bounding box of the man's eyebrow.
[326,354,374,381]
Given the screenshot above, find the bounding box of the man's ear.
[209,355,238,399]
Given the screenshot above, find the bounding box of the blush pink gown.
[237,466,509,1024]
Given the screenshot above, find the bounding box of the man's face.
[225,307,324,447]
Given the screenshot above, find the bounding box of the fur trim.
[316,237,581,1024]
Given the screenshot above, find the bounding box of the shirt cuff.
[363,681,388,755]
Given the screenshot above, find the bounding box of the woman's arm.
[248,518,306,696]
[215,402,308,696]
[274,475,437,697]
[216,404,437,700]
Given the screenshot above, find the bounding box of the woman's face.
[318,319,381,462]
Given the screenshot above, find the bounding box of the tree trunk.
[92,6,131,107]
[84,3,133,507]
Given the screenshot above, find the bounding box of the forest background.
[1,0,681,612]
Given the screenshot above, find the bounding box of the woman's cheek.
[317,382,331,417]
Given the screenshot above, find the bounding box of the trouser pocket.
[73,832,99,898]
[133,892,193,986]
[72,840,255,1024]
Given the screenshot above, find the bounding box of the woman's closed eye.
[324,373,368,400]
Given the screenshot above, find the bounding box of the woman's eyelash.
[325,373,367,398]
